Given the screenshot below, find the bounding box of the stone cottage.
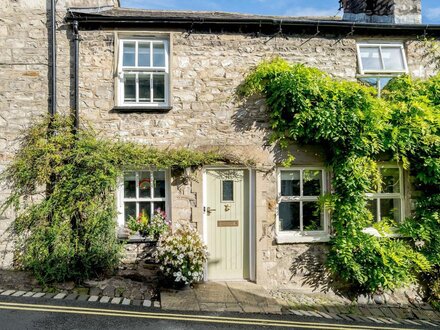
[0,0,438,290]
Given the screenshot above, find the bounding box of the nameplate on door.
[217,220,239,227]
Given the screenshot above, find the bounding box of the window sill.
[112,105,173,113]
[276,233,331,244]
[117,231,158,245]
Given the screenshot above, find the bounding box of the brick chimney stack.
[341,0,421,24]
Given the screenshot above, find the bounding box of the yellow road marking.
[0,301,413,330]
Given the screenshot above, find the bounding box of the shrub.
[240,58,439,293]
[0,114,235,284]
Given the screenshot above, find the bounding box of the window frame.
[356,42,408,75]
[117,169,171,228]
[117,38,170,108]
[276,167,330,244]
[365,164,405,225]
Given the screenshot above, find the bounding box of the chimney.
[340,0,421,24]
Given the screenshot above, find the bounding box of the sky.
[120,0,440,24]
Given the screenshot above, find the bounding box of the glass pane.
[138,43,151,67]
[124,202,136,224]
[303,201,323,231]
[360,46,382,71]
[139,171,151,198]
[279,202,300,231]
[382,47,405,71]
[124,172,136,198]
[359,77,379,88]
[153,43,165,67]
[153,74,165,102]
[380,167,400,193]
[366,199,378,224]
[153,171,166,198]
[303,170,322,196]
[222,180,234,201]
[139,75,151,102]
[153,201,166,215]
[378,77,392,90]
[122,42,135,67]
[380,198,401,223]
[139,202,151,221]
[124,75,136,102]
[281,171,300,196]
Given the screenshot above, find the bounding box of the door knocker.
[224,204,231,212]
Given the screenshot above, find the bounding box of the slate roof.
[68,7,342,22]
[67,6,440,36]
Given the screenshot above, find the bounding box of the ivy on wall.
[240,58,439,294]
[0,115,240,283]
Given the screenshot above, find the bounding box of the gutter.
[73,20,80,131]
[66,12,440,35]
[50,0,56,116]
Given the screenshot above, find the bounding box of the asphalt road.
[0,295,432,330]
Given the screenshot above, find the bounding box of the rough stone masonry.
[0,0,437,291]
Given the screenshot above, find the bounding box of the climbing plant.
[240,58,439,294]
[0,114,239,284]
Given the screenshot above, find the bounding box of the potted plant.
[127,210,149,237]
[154,224,208,288]
[127,208,171,240]
[148,208,171,240]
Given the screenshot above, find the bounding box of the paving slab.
[88,296,99,302]
[153,301,160,308]
[43,293,56,299]
[12,291,26,297]
[193,282,236,304]
[65,294,78,300]
[121,298,131,305]
[404,319,422,326]
[53,293,66,300]
[111,297,122,304]
[324,313,343,320]
[77,295,89,301]
[316,311,333,319]
[142,300,151,307]
[1,290,15,296]
[23,292,35,297]
[366,316,383,324]
[160,288,200,311]
[100,296,110,303]
[419,320,439,327]
[32,292,45,298]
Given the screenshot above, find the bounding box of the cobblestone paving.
[271,290,440,327]
[0,269,160,308]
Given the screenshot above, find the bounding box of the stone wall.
[74,29,438,290]
[0,0,118,268]
[0,0,438,289]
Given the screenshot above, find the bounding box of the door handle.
[207,207,216,215]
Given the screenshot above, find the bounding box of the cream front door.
[205,169,249,280]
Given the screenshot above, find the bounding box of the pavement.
[161,281,440,328]
[0,294,430,329]
[1,269,440,327]
[161,281,282,314]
